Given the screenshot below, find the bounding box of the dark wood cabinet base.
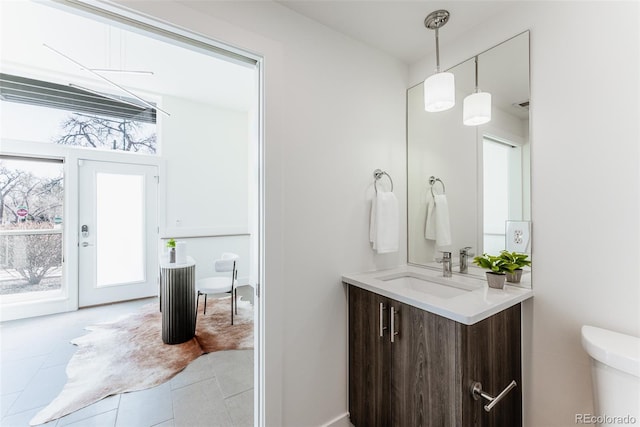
[348,285,522,427]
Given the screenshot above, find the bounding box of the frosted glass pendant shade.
[424,72,455,112]
[463,91,491,126]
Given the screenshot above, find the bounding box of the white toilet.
[581,325,640,425]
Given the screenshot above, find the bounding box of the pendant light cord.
[474,56,479,93]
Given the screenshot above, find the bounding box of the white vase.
[175,241,187,264]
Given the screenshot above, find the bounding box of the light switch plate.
[505,221,531,253]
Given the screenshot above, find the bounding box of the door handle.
[81,242,94,247]
[470,380,517,412]
[390,306,399,343]
[379,303,387,337]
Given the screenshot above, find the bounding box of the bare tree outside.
[0,158,64,295]
[54,113,157,154]
[9,223,62,286]
[0,165,24,223]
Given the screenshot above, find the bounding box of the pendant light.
[463,56,491,126]
[43,43,170,116]
[423,10,455,112]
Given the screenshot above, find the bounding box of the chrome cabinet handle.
[390,306,399,343]
[379,303,387,337]
[471,380,517,412]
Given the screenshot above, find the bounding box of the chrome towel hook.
[373,169,394,194]
[428,176,446,197]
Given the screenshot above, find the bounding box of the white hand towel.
[369,197,377,247]
[425,193,452,247]
[425,192,436,240]
[370,191,399,253]
[433,194,452,247]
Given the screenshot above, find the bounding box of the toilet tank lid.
[581,325,640,378]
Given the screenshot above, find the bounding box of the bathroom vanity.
[347,28,534,426]
[343,266,532,426]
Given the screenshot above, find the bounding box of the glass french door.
[78,160,158,307]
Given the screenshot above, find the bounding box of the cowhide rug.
[30,296,253,426]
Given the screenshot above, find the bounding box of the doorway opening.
[1,1,264,425]
[482,136,523,253]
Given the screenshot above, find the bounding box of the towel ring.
[429,176,445,197]
[374,169,394,194]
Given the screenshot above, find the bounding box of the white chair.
[195,252,239,324]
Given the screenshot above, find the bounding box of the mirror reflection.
[407,31,531,282]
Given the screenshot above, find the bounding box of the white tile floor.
[0,297,254,427]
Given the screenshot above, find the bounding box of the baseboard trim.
[322,412,351,427]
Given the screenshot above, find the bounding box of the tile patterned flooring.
[0,297,254,427]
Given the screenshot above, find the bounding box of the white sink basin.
[376,272,477,299]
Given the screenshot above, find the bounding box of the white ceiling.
[276,1,514,65]
[0,1,256,112]
[276,0,529,119]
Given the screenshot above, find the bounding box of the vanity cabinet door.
[348,285,522,427]
[348,285,391,427]
[391,301,459,427]
[460,304,522,427]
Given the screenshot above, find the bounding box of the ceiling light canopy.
[423,10,455,113]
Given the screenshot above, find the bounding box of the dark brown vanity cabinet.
[348,285,522,427]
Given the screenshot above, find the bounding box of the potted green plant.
[166,238,176,263]
[499,251,531,283]
[472,253,517,289]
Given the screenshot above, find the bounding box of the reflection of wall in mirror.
[407,32,530,266]
[407,70,476,264]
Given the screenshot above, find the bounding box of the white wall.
[160,96,252,283]
[112,1,408,426]
[161,95,249,232]
[411,2,639,425]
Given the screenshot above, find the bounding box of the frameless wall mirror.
[407,31,531,284]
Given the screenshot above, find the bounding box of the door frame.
[3,2,265,425]
[48,2,266,426]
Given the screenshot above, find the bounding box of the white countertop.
[342,264,533,325]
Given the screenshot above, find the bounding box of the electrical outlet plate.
[505,221,531,253]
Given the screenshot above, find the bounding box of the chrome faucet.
[441,251,452,277]
[459,247,473,273]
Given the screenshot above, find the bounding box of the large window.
[0,156,64,300]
